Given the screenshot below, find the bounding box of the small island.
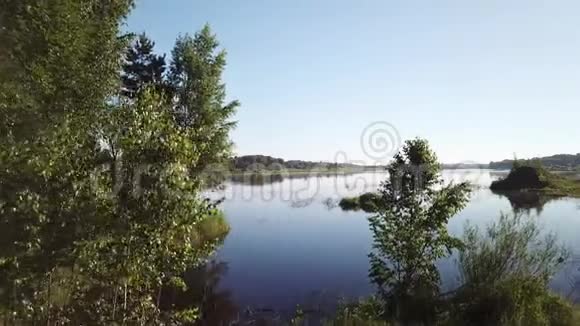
[490,163,580,197]
[339,192,381,213]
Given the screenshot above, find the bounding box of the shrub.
[458,213,568,287]
[450,213,572,325]
[358,192,381,213]
[339,196,360,211]
[450,276,575,326]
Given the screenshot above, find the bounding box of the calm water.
[207,170,580,314]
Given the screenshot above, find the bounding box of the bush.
[543,294,577,326]
[450,276,575,326]
[339,196,360,211]
[458,213,568,286]
[450,213,573,325]
[358,192,381,213]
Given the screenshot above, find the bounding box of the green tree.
[0,1,235,324]
[168,25,240,175]
[368,138,471,323]
[0,0,135,322]
[121,33,167,98]
[70,89,225,324]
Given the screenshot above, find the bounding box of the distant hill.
[489,154,580,171]
[233,154,580,172]
[232,155,382,172]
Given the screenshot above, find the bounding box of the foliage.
[368,138,471,323]
[458,213,568,286]
[339,196,361,211]
[233,155,286,170]
[491,166,549,191]
[121,33,167,98]
[450,213,572,325]
[1,0,132,322]
[358,192,381,213]
[449,276,575,326]
[192,211,231,247]
[167,25,240,175]
[0,1,236,323]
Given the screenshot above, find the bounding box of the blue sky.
[126,0,580,164]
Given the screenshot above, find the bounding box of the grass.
[543,174,580,197]
[534,164,580,197]
[192,211,230,247]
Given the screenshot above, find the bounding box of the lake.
[206,169,580,317]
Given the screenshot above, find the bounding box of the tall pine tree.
[121,33,167,98]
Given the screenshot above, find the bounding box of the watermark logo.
[360,121,401,161]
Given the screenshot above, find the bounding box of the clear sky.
[126,0,580,164]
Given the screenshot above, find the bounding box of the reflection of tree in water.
[229,172,362,186]
[230,173,285,185]
[492,190,559,215]
[160,261,341,325]
[160,261,238,326]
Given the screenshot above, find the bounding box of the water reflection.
[217,171,580,312]
[228,172,377,186]
[491,190,561,214]
[289,198,316,208]
[230,173,285,185]
[160,261,238,326]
